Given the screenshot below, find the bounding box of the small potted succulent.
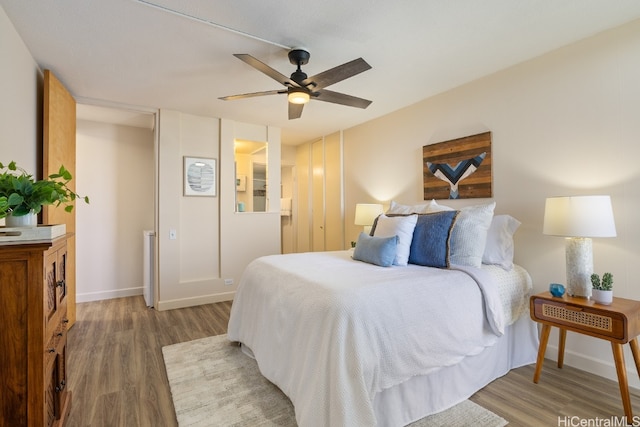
[0,161,89,227]
[591,272,613,305]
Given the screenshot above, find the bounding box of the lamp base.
[565,237,593,298]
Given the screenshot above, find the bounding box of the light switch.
[169,229,177,240]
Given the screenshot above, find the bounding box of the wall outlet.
[169,229,177,240]
[224,278,233,286]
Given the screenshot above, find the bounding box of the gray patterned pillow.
[449,202,496,267]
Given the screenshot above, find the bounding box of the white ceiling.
[3,0,640,145]
[76,104,156,130]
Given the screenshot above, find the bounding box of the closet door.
[43,70,77,325]
[295,143,311,252]
[295,133,344,253]
[323,133,343,251]
[311,139,325,252]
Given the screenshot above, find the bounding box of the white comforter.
[227,251,506,427]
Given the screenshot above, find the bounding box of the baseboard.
[77,286,143,303]
[546,344,640,391]
[76,288,235,310]
[156,292,235,311]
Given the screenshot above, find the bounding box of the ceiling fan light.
[288,91,310,105]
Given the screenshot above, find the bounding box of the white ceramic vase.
[592,289,613,305]
[4,211,37,227]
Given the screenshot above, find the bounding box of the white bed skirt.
[373,314,539,427]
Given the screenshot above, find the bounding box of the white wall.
[219,119,282,289]
[75,119,154,301]
[343,20,640,387]
[282,142,297,253]
[281,164,294,253]
[0,5,42,176]
[157,113,281,310]
[157,110,222,309]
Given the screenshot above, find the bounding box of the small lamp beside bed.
[543,195,617,298]
[354,203,384,234]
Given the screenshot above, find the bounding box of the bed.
[227,201,539,427]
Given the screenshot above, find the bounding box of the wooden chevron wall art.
[423,131,492,200]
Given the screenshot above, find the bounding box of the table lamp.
[354,203,384,234]
[543,195,616,298]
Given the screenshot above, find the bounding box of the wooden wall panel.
[423,131,492,200]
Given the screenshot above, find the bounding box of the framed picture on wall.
[184,156,217,197]
[423,132,492,200]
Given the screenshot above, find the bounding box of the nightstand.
[530,292,640,420]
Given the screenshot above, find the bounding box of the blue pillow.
[408,211,459,268]
[352,232,398,267]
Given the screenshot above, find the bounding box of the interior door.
[295,144,311,252]
[311,139,325,251]
[42,70,77,326]
[323,133,343,251]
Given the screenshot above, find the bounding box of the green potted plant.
[0,161,89,227]
[591,272,613,305]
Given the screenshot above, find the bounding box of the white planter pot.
[592,289,613,305]
[4,211,37,228]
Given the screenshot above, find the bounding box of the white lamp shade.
[543,195,616,238]
[354,203,384,226]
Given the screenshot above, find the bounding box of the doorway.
[75,104,157,304]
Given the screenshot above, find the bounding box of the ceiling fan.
[219,48,372,120]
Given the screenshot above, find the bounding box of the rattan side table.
[530,292,640,420]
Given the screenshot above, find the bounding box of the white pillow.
[424,199,455,213]
[372,214,418,266]
[482,215,521,270]
[449,202,495,267]
[387,200,431,214]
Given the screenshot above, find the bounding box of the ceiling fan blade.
[303,58,371,91]
[313,89,372,109]
[234,54,299,87]
[219,89,286,101]
[288,102,304,120]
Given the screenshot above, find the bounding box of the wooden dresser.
[0,235,72,426]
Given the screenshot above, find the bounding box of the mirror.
[234,139,268,212]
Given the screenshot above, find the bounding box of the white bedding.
[227,250,531,427]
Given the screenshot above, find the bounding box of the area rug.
[162,334,508,427]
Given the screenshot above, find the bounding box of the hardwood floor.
[66,296,231,427]
[67,296,640,426]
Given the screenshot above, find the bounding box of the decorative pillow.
[371,214,418,266]
[424,199,455,213]
[446,202,496,268]
[352,232,398,267]
[482,215,521,270]
[408,211,459,268]
[387,200,431,215]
